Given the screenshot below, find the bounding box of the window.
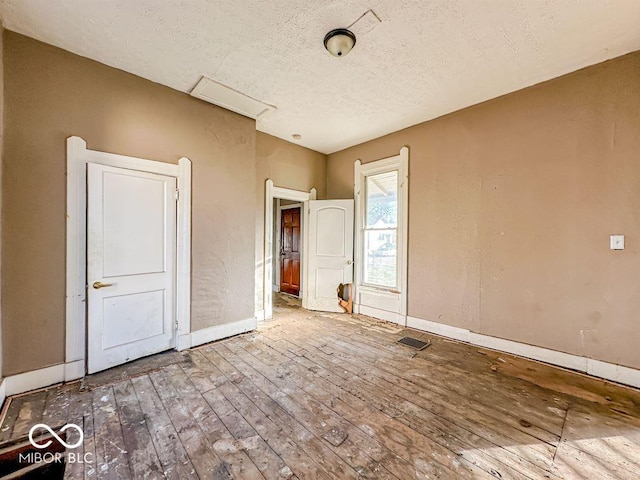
[363,171,398,288]
[354,147,408,324]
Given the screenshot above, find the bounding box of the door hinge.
[175,320,179,331]
[175,188,180,201]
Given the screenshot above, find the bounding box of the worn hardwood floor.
[2,294,640,479]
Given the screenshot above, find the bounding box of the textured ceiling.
[2,0,640,154]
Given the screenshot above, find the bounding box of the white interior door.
[306,200,354,312]
[87,163,177,373]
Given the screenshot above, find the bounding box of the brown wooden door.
[280,207,301,296]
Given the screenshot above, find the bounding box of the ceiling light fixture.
[323,28,356,57]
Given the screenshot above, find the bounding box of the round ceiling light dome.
[324,28,356,57]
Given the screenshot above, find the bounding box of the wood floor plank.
[419,332,640,413]
[220,379,344,479]
[159,363,266,480]
[199,346,374,480]
[277,313,565,444]
[82,388,98,479]
[269,314,562,458]
[266,318,553,455]
[285,309,566,424]
[129,375,198,480]
[148,368,234,479]
[112,380,165,479]
[551,441,638,480]
[229,335,516,479]
[262,321,560,471]
[180,353,293,480]
[0,397,24,443]
[11,390,48,440]
[217,382,332,480]
[64,388,92,480]
[200,386,295,479]
[42,386,72,429]
[189,344,331,480]
[92,385,132,480]
[4,295,640,480]
[214,341,488,479]
[344,328,568,433]
[558,403,640,476]
[262,332,560,480]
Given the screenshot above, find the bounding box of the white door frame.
[65,136,192,381]
[263,179,316,319]
[354,147,409,325]
[274,201,303,296]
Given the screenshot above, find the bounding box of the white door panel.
[101,290,165,349]
[306,200,354,312]
[102,172,167,277]
[87,164,176,373]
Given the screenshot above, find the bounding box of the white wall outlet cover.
[610,235,625,250]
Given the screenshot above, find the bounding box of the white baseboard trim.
[406,316,640,389]
[586,358,640,388]
[190,317,256,349]
[64,360,84,382]
[5,364,66,397]
[1,318,257,403]
[358,304,406,326]
[0,379,6,410]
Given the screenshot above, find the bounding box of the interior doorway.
[277,204,301,296]
[65,136,192,380]
[262,180,355,319]
[263,180,316,319]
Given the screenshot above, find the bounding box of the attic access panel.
[190,76,275,119]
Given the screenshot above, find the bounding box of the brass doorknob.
[93,281,114,289]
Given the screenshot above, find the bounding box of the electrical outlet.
[610,235,624,250]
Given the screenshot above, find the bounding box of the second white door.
[87,164,177,374]
[305,199,354,312]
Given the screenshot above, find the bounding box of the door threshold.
[280,292,301,299]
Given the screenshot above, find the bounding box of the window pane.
[366,171,397,228]
[364,229,397,287]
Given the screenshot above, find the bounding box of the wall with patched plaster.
[1,32,257,376]
[327,51,640,371]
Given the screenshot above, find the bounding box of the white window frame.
[361,170,400,290]
[354,147,409,325]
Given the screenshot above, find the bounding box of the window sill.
[359,284,401,295]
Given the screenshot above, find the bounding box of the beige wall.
[2,32,257,376]
[327,51,640,370]
[254,132,326,312]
